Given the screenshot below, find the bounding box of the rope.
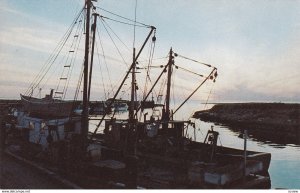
[142,33,156,100]
[63,20,85,99]
[95,40,108,100]
[204,82,215,110]
[96,7,151,28]
[25,7,85,96]
[176,65,204,77]
[133,0,138,48]
[96,24,115,97]
[174,53,217,69]
[99,18,129,67]
[100,17,131,52]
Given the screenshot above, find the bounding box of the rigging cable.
[63,19,85,99]
[25,7,85,96]
[142,31,157,100]
[171,65,177,117]
[75,63,84,101]
[100,16,149,28]
[95,39,108,100]
[174,53,216,69]
[96,6,151,28]
[39,13,85,98]
[203,81,215,110]
[176,65,204,78]
[99,17,129,67]
[52,15,83,99]
[133,0,138,48]
[101,17,131,52]
[96,24,115,97]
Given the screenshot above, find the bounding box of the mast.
[92,27,156,136]
[88,13,99,102]
[82,0,91,145]
[165,48,173,121]
[129,48,136,122]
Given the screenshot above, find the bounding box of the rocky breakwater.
[194,103,300,145]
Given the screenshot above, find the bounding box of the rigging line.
[142,41,153,99]
[147,38,156,83]
[101,18,131,52]
[27,11,84,96]
[173,68,217,115]
[63,22,85,99]
[63,24,84,96]
[149,42,158,99]
[138,56,168,62]
[172,67,177,113]
[96,25,115,96]
[74,61,85,101]
[133,0,138,48]
[32,22,77,97]
[46,15,84,95]
[203,82,215,110]
[95,40,108,100]
[138,65,165,69]
[93,26,156,135]
[55,17,84,98]
[175,53,216,69]
[96,6,151,28]
[99,18,129,67]
[143,37,158,100]
[25,7,85,95]
[176,65,204,78]
[159,78,167,102]
[101,16,148,28]
[186,85,215,120]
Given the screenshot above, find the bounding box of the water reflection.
[87,111,300,189]
[192,120,300,189]
[211,122,300,146]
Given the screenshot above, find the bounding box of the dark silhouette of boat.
[20,90,74,118]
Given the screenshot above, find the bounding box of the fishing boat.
[4,0,156,188]
[98,48,271,188]
[20,90,74,118]
[3,0,271,189]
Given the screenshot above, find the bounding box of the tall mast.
[88,13,99,102]
[82,0,91,144]
[165,48,173,121]
[92,27,155,136]
[129,48,136,122]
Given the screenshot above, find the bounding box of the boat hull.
[20,94,74,118]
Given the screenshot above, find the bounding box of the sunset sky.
[1,0,300,103]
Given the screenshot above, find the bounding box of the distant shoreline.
[194,103,300,144]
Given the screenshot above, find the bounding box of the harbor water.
[88,106,300,189]
[193,120,300,189]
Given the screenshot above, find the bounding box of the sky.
[0,0,300,103]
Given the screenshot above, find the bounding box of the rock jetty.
[194,103,300,144]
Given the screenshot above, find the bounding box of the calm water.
[88,108,300,189]
[190,120,300,189]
